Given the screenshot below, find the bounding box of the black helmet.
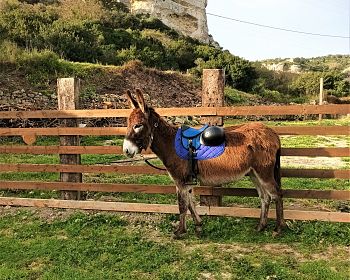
[200,126,225,146]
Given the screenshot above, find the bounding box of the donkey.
[123,89,285,237]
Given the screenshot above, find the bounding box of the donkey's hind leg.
[251,169,285,233]
[249,170,272,231]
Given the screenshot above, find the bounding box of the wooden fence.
[0,102,349,222]
[0,105,350,222]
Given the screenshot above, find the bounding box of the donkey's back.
[198,122,280,186]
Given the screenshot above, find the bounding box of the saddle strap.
[187,140,199,184]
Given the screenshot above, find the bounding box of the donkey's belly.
[198,168,250,186]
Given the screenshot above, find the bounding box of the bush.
[224,87,249,105]
[191,50,257,92]
[0,1,58,48]
[0,40,22,63]
[42,20,104,63]
[260,89,288,103]
[17,49,61,86]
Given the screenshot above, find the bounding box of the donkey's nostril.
[123,139,137,158]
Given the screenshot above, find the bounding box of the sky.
[206,0,350,61]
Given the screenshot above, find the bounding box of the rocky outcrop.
[262,61,301,73]
[128,0,209,43]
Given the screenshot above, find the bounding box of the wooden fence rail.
[0,104,349,119]
[0,126,349,138]
[0,163,349,179]
[0,198,349,223]
[1,181,349,201]
[0,146,348,156]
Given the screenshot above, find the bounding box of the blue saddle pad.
[181,124,208,138]
[175,128,225,160]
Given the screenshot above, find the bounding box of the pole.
[57,78,82,200]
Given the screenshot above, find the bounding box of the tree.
[191,50,257,92]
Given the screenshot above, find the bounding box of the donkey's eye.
[133,124,143,133]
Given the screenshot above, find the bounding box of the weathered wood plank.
[0,163,168,175]
[0,127,127,136]
[1,181,349,200]
[0,197,349,222]
[0,181,210,195]
[1,146,348,157]
[0,107,217,119]
[217,104,350,116]
[281,147,350,157]
[272,126,350,135]
[0,126,348,137]
[0,105,349,119]
[281,169,350,179]
[0,164,348,178]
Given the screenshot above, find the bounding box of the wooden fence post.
[57,78,82,200]
[200,69,225,207]
[319,78,324,121]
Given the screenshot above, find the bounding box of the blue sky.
[206,0,350,61]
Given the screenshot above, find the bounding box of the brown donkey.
[123,89,285,237]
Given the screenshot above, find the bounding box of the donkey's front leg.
[174,186,189,238]
[187,188,202,237]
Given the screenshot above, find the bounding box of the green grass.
[280,135,349,148]
[0,210,349,280]
[0,120,349,279]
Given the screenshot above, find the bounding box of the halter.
[142,121,167,171]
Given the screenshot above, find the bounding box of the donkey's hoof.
[173,228,187,239]
[273,225,285,236]
[272,228,282,237]
[195,226,202,238]
[255,223,267,232]
[173,231,187,239]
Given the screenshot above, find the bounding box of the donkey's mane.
[148,106,177,134]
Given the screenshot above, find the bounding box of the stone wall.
[0,89,57,110]
[128,0,209,43]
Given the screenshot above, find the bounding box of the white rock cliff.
[120,0,209,43]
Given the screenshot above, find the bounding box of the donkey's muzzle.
[123,138,139,158]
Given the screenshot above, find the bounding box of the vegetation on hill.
[0,0,349,105]
[258,56,350,100]
[0,0,255,94]
[261,55,350,72]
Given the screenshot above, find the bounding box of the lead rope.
[142,155,167,171]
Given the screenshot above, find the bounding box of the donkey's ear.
[125,90,139,109]
[135,88,147,114]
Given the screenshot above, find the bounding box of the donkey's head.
[123,89,153,157]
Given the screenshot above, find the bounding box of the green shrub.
[16,49,60,86]
[0,1,58,48]
[42,20,104,63]
[224,87,249,105]
[0,40,22,63]
[260,89,287,103]
[191,50,257,92]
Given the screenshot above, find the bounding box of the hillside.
[0,0,349,113]
[0,60,201,110]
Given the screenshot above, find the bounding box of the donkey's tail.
[274,148,281,190]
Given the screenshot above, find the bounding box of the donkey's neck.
[149,110,177,168]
